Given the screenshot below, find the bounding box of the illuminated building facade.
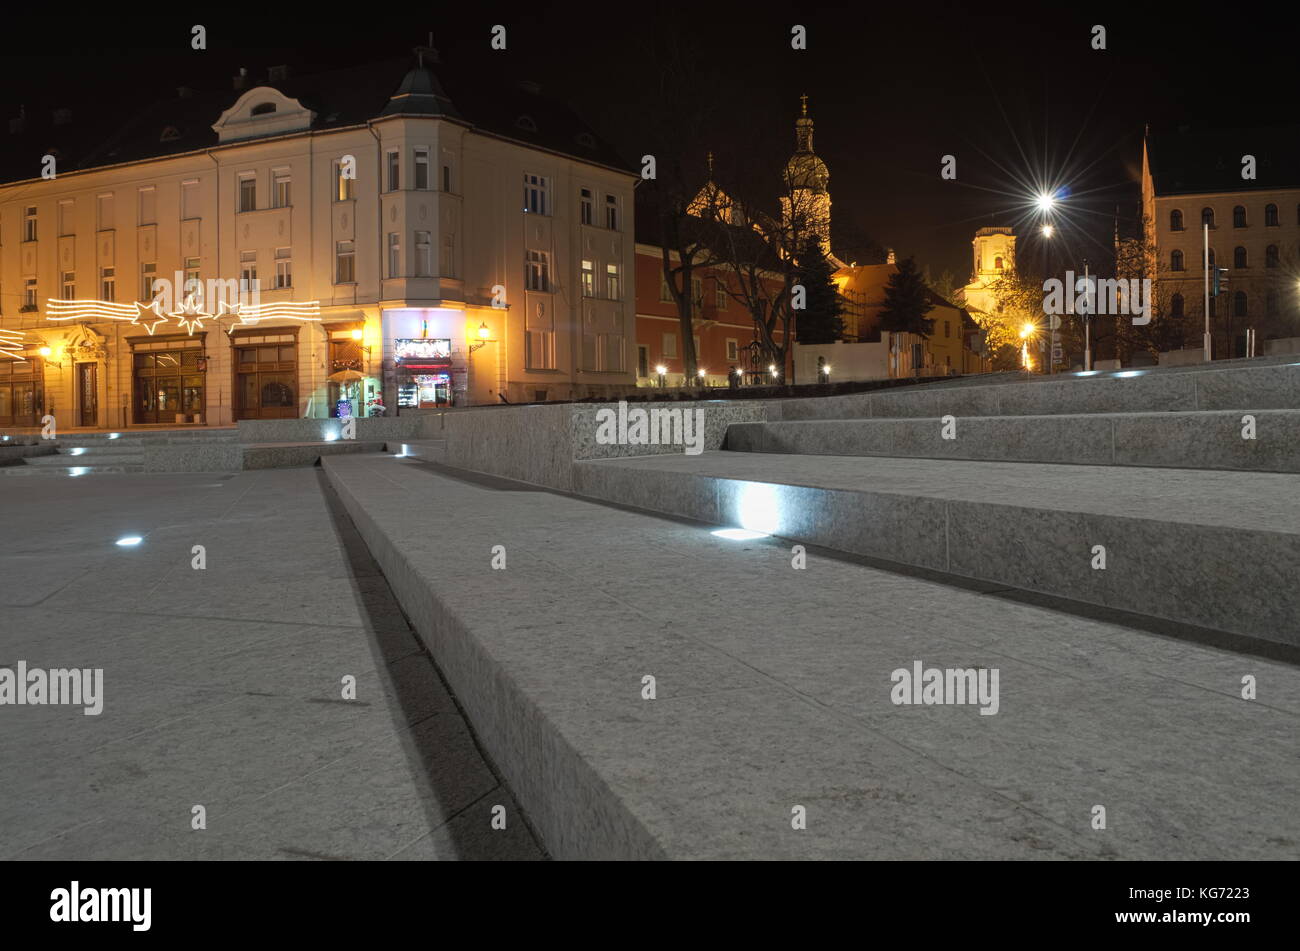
[0,50,636,429]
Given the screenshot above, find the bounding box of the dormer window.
[575,132,595,148]
[160,126,181,142]
[251,102,277,116]
[515,115,538,132]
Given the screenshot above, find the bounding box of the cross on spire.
[800,94,808,116]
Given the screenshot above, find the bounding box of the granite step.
[571,451,1300,645]
[726,409,1300,472]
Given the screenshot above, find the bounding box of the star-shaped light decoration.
[215,300,255,332]
[170,295,211,335]
[132,300,170,335]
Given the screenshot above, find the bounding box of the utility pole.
[1203,223,1212,362]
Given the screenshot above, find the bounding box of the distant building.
[1141,126,1300,354]
[959,226,1016,319]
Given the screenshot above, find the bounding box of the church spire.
[795,95,814,154]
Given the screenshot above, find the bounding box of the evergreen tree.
[879,256,935,337]
[794,237,846,344]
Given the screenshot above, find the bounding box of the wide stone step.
[2,461,145,475]
[571,451,1300,645]
[727,410,1300,472]
[777,360,1300,421]
[23,452,145,466]
[320,452,1300,861]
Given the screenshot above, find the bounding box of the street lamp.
[468,322,492,354]
[821,363,831,380]
[655,364,667,388]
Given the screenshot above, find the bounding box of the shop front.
[231,329,299,420]
[130,335,205,425]
[0,357,44,428]
[394,336,456,408]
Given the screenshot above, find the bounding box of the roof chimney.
[233,67,249,91]
[177,85,194,99]
[268,64,290,82]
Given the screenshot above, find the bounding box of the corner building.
[0,50,637,430]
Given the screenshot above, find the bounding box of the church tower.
[781,95,832,256]
[961,226,1016,316]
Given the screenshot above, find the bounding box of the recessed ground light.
[69,448,85,456]
[1115,370,1144,378]
[108,433,120,440]
[712,528,768,541]
[68,467,88,477]
[115,536,143,546]
[1075,370,1101,376]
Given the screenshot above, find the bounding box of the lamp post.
[655,364,667,389]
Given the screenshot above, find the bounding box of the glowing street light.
[1035,192,1057,213]
[1041,224,1054,238]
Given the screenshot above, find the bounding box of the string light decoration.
[45,298,322,335]
[0,327,27,361]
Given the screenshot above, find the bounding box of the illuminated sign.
[395,337,451,367]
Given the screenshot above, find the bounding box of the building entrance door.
[233,341,297,419]
[78,363,98,427]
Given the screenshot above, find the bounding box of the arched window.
[1170,293,1184,318]
[251,102,277,116]
[1234,246,1248,268]
[1170,209,1184,231]
[1266,245,1280,268]
[993,256,1003,270]
[515,115,538,132]
[1233,205,1247,228]
[1233,291,1248,318]
[1202,207,1215,228]
[1265,203,1279,226]
[1171,249,1185,271]
[1266,291,1279,316]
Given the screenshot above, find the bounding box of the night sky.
[4,2,1291,282]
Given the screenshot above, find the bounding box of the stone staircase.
[569,359,1300,645]
[0,428,239,476]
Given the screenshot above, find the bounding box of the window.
[442,164,451,193]
[605,194,619,230]
[272,170,291,208]
[100,266,115,302]
[387,151,400,191]
[141,262,157,300]
[1169,209,1184,231]
[1171,250,1185,271]
[692,276,704,310]
[238,174,256,213]
[414,148,430,190]
[638,345,649,378]
[239,251,257,290]
[580,259,595,296]
[97,194,114,230]
[606,263,621,300]
[181,180,200,219]
[251,102,276,116]
[944,319,951,338]
[183,258,200,299]
[716,282,727,310]
[525,300,555,370]
[525,249,551,291]
[24,278,37,308]
[61,271,75,299]
[1201,207,1215,228]
[414,231,432,277]
[1233,205,1247,228]
[274,247,292,288]
[1233,291,1248,318]
[335,240,355,283]
[662,332,677,358]
[441,234,455,278]
[659,275,673,302]
[726,338,738,361]
[1170,293,1184,318]
[1266,290,1279,316]
[335,161,355,201]
[1265,203,1279,227]
[1266,244,1280,268]
[1234,246,1247,268]
[138,187,156,225]
[387,233,401,278]
[24,206,37,241]
[58,201,74,236]
[523,173,549,214]
[580,188,593,225]
[993,256,1003,270]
